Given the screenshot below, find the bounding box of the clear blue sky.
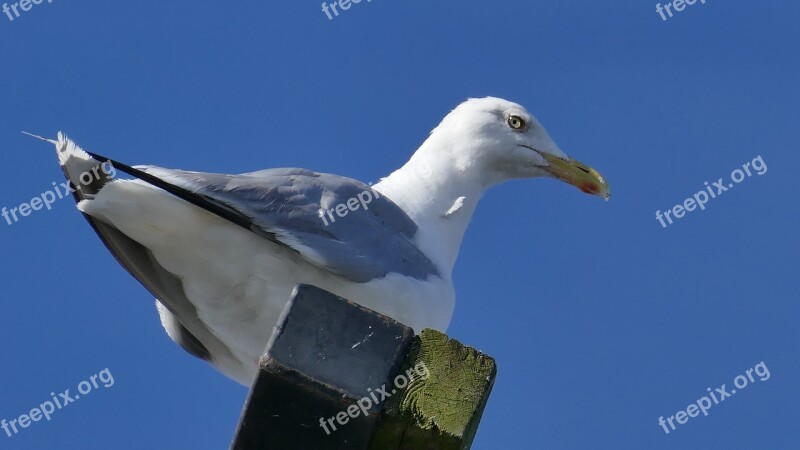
[0,1,798,449]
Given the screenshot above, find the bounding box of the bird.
[34,97,610,386]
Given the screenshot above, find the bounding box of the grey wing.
[137,166,440,283]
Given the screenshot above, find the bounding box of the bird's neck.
[373,141,492,278]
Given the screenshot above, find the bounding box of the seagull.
[34,97,610,386]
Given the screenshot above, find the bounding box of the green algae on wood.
[369,329,498,450]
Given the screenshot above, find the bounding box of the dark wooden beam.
[230,285,497,450]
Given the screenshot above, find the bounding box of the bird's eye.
[507,115,526,131]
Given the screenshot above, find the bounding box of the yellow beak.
[540,153,611,200]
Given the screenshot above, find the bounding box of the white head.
[417,97,610,199]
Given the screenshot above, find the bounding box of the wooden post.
[230,285,497,450]
[368,329,497,450]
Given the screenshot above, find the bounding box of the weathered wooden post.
[230,285,497,450]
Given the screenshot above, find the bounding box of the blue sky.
[0,1,798,449]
